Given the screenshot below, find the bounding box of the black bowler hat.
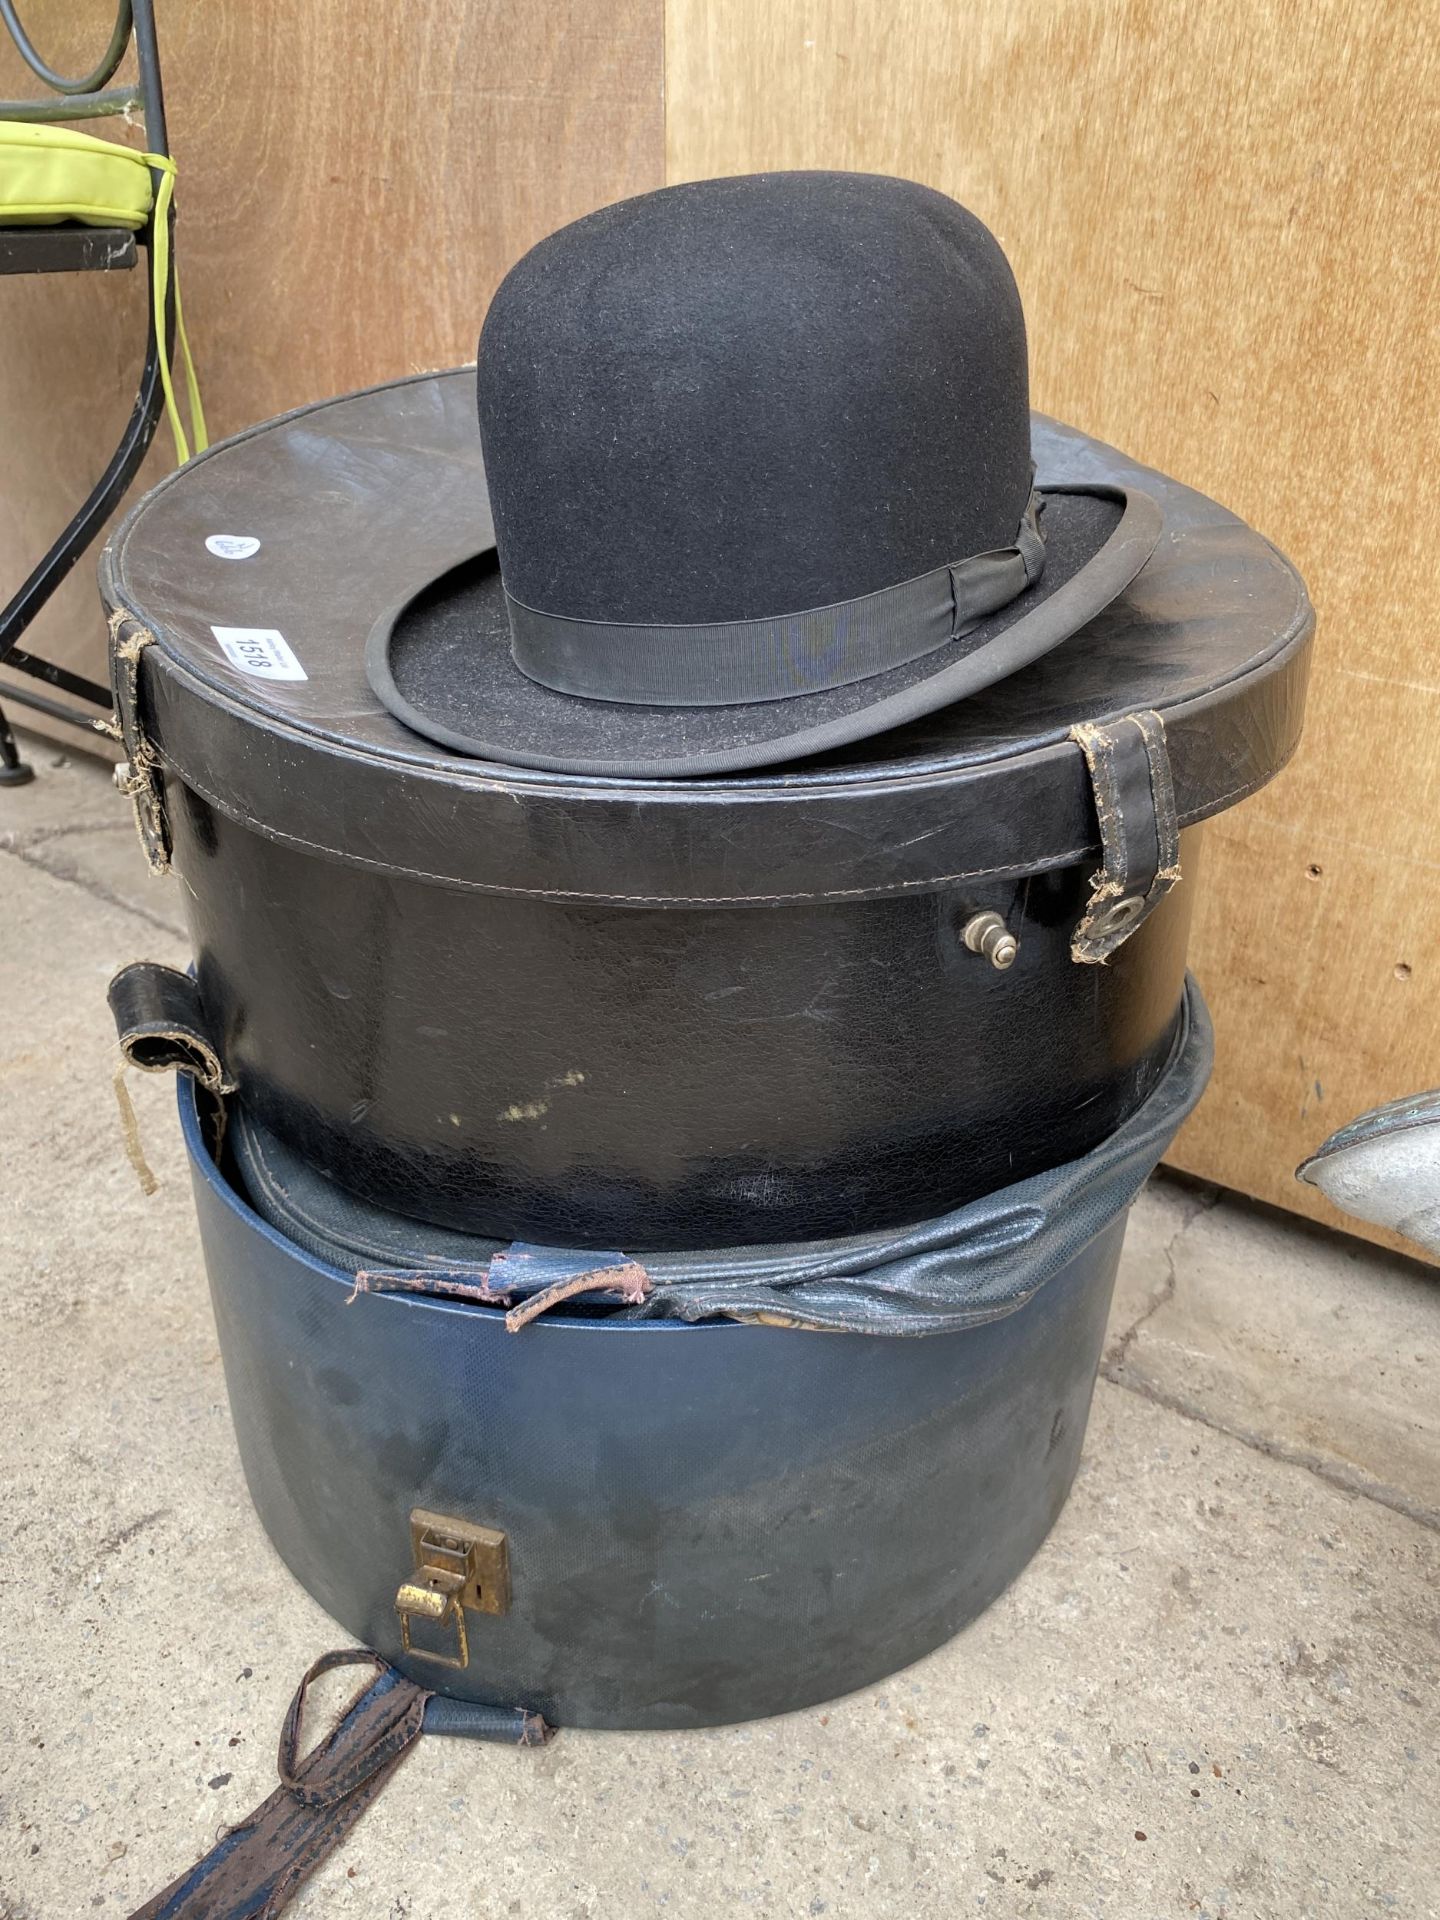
[368,171,1162,777]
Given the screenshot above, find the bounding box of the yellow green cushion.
[0,121,154,228]
[0,120,206,463]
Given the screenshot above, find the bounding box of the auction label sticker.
[205,534,261,559]
[211,625,308,681]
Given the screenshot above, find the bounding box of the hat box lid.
[100,370,1311,906]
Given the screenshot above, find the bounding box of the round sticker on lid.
[205,534,261,559]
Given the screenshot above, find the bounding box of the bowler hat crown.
[477,170,1034,637]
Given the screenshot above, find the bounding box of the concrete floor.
[2,741,1438,1920]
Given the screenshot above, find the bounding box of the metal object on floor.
[1298,1091,1440,1256]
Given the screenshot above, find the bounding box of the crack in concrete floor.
[1102,1182,1440,1536]
[0,835,186,942]
[1104,1182,1224,1376]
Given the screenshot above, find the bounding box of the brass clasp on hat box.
[394,1508,510,1670]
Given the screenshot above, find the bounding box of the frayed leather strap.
[1069,710,1181,964]
[106,614,172,874]
[128,1651,551,1920]
[108,961,234,1093]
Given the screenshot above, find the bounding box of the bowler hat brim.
[366,479,1161,779]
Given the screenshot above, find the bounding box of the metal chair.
[0,0,178,784]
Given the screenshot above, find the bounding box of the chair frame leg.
[0,699,36,785]
[0,307,167,710]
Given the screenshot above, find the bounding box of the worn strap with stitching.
[108,614,171,874]
[128,1650,551,1920]
[108,961,234,1092]
[1069,710,1182,964]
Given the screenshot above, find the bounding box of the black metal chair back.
[0,0,179,782]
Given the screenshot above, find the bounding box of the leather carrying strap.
[128,1650,551,1920]
[108,960,235,1093]
[1068,710,1182,964]
[106,616,172,876]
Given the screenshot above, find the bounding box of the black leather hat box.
[100,371,1312,1251]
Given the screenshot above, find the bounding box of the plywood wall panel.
[666,0,1440,1247]
[0,0,664,737]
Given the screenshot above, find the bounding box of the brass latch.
[394,1509,510,1670]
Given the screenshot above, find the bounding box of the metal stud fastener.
[962,911,1018,971]
[1088,894,1147,938]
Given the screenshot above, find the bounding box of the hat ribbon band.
[504,490,1046,710]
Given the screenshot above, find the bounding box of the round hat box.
[101,373,1310,1249]
[177,973,1211,1728]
